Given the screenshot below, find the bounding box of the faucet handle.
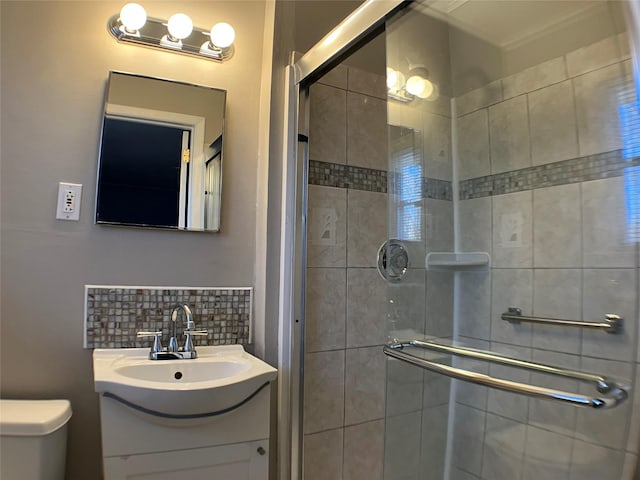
[182,329,208,356]
[136,331,163,354]
[183,329,208,336]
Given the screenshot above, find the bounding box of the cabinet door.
[103,440,268,480]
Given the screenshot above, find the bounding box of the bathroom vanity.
[93,346,277,479]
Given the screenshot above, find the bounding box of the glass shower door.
[382,1,639,479]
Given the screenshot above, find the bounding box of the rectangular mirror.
[96,71,225,232]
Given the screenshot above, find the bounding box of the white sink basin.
[93,345,277,417]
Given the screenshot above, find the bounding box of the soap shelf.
[425,252,490,271]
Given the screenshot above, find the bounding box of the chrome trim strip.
[294,0,408,84]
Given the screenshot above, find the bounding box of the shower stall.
[282,1,640,479]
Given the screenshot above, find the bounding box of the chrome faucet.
[136,303,208,360]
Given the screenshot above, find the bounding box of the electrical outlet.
[56,182,82,221]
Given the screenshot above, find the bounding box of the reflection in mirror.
[96,71,225,232]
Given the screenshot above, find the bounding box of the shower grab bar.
[501,307,622,334]
[383,340,628,409]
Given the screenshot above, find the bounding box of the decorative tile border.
[84,286,252,349]
[310,159,454,201]
[423,177,453,201]
[459,150,640,200]
[309,160,387,193]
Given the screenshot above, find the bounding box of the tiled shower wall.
[84,286,252,348]
[303,29,640,480]
[304,62,456,479]
[452,33,640,480]
[303,64,391,480]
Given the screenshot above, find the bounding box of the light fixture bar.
[107,14,234,62]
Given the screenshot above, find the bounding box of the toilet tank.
[0,399,72,480]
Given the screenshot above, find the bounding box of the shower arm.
[384,339,628,409]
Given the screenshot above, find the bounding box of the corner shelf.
[425,252,491,271]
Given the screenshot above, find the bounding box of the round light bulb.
[210,22,235,49]
[405,75,434,99]
[120,3,147,31]
[167,13,193,40]
[386,68,405,91]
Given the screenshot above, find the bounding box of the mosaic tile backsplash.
[84,286,252,349]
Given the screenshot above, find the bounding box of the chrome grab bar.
[502,307,622,334]
[384,340,628,409]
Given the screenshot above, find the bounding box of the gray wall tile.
[347,92,388,170]
[576,357,632,450]
[455,337,490,410]
[346,268,388,347]
[567,34,631,78]
[304,350,345,433]
[457,271,492,340]
[503,56,567,99]
[423,112,453,181]
[582,268,637,362]
[421,404,449,479]
[570,439,625,480]
[304,428,344,480]
[318,64,348,90]
[532,269,582,354]
[456,109,491,180]
[487,343,531,422]
[305,268,346,352]
[344,420,384,480]
[489,95,531,174]
[347,190,387,267]
[384,411,422,479]
[482,414,526,480]
[522,426,572,480]
[622,453,638,480]
[458,197,492,254]
[456,80,503,116]
[387,356,423,416]
[388,268,426,336]
[533,184,581,268]
[309,83,347,164]
[307,185,347,267]
[574,63,628,156]
[628,368,640,456]
[492,190,533,267]
[451,404,486,476]
[425,199,454,253]
[491,269,533,347]
[528,349,579,436]
[348,67,387,100]
[582,177,637,268]
[345,346,386,425]
[529,80,579,165]
[426,271,454,338]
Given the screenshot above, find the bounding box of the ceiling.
[422,0,610,50]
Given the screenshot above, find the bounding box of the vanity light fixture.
[387,65,438,103]
[108,3,236,61]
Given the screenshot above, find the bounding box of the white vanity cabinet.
[99,383,272,480]
[103,440,268,479]
[93,346,277,480]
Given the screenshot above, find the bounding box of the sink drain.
[174,371,183,380]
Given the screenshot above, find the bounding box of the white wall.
[0,2,269,478]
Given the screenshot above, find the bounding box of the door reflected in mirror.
[96,71,225,232]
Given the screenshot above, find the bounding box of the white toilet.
[0,399,72,480]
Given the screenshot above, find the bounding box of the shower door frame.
[279,2,406,479]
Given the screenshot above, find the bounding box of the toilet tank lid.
[0,400,72,436]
